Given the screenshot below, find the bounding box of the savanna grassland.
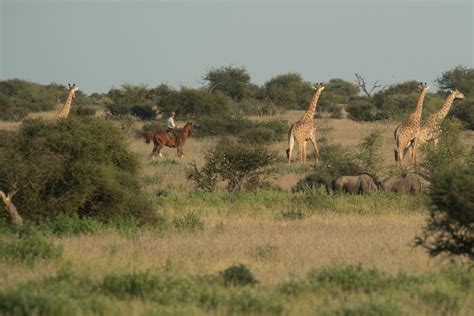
[1,109,473,316]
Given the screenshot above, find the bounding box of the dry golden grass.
[0,109,471,294]
[1,213,435,288]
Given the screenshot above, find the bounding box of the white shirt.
[167,116,176,129]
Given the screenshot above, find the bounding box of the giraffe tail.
[393,126,401,162]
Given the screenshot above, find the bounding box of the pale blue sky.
[1,0,472,94]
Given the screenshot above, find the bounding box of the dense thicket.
[0,118,155,224]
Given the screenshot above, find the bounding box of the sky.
[0,0,472,94]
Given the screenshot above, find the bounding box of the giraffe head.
[67,83,79,99]
[312,82,325,92]
[419,82,429,91]
[447,89,465,100]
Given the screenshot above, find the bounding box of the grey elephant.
[379,174,430,194]
[332,174,378,195]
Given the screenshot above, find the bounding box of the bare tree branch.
[0,186,23,226]
[355,73,385,99]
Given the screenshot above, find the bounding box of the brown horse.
[145,122,193,159]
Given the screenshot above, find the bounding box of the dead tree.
[354,73,384,99]
[0,180,23,226]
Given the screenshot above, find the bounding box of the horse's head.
[183,122,193,134]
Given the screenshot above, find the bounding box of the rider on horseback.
[167,112,180,145]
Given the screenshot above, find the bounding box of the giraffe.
[286,83,325,166]
[415,89,465,148]
[393,82,429,167]
[56,83,79,119]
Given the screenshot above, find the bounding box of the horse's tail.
[145,130,153,144]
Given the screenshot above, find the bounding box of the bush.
[0,79,65,121]
[347,99,379,121]
[263,73,313,109]
[130,105,156,120]
[172,212,204,232]
[0,118,156,224]
[42,214,103,236]
[193,115,252,138]
[415,164,474,260]
[187,140,278,192]
[0,226,63,265]
[451,98,474,130]
[159,87,231,117]
[220,264,258,287]
[296,141,364,190]
[421,118,471,179]
[238,126,276,145]
[72,106,96,117]
[238,99,277,116]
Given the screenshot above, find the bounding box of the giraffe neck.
[409,89,427,123]
[302,90,322,120]
[58,91,75,118]
[427,94,455,126]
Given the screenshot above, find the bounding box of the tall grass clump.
[220,264,259,287]
[0,226,63,265]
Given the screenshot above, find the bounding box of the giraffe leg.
[288,132,295,166]
[309,135,319,164]
[297,143,304,164]
[302,141,308,164]
[412,139,418,167]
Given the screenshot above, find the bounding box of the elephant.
[332,174,378,195]
[379,174,430,194]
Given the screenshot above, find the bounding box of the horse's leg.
[151,141,158,160]
[157,143,164,158]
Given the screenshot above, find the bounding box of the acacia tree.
[415,164,474,260]
[436,66,474,95]
[202,65,252,101]
[264,73,313,109]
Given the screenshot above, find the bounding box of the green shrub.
[42,214,103,236]
[0,271,107,316]
[0,79,65,121]
[72,106,96,117]
[419,290,460,314]
[193,115,252,137]
[220,264,258,287]
[296,141,364,190]
[172,212,204,232]
[101,271,161,299]
[226,287,282,314]
[238,99,277,116]
[340,302,403,316]
[416,164,474,259]
[0,118,156,224]
[237,126,276,145]
[187,140,277,192]
[0,226,63,265]
[308,265,389,293]
[347,99,379,121]
[130,105,156,120]
[421,118,471,179]
[279,208,307,220]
